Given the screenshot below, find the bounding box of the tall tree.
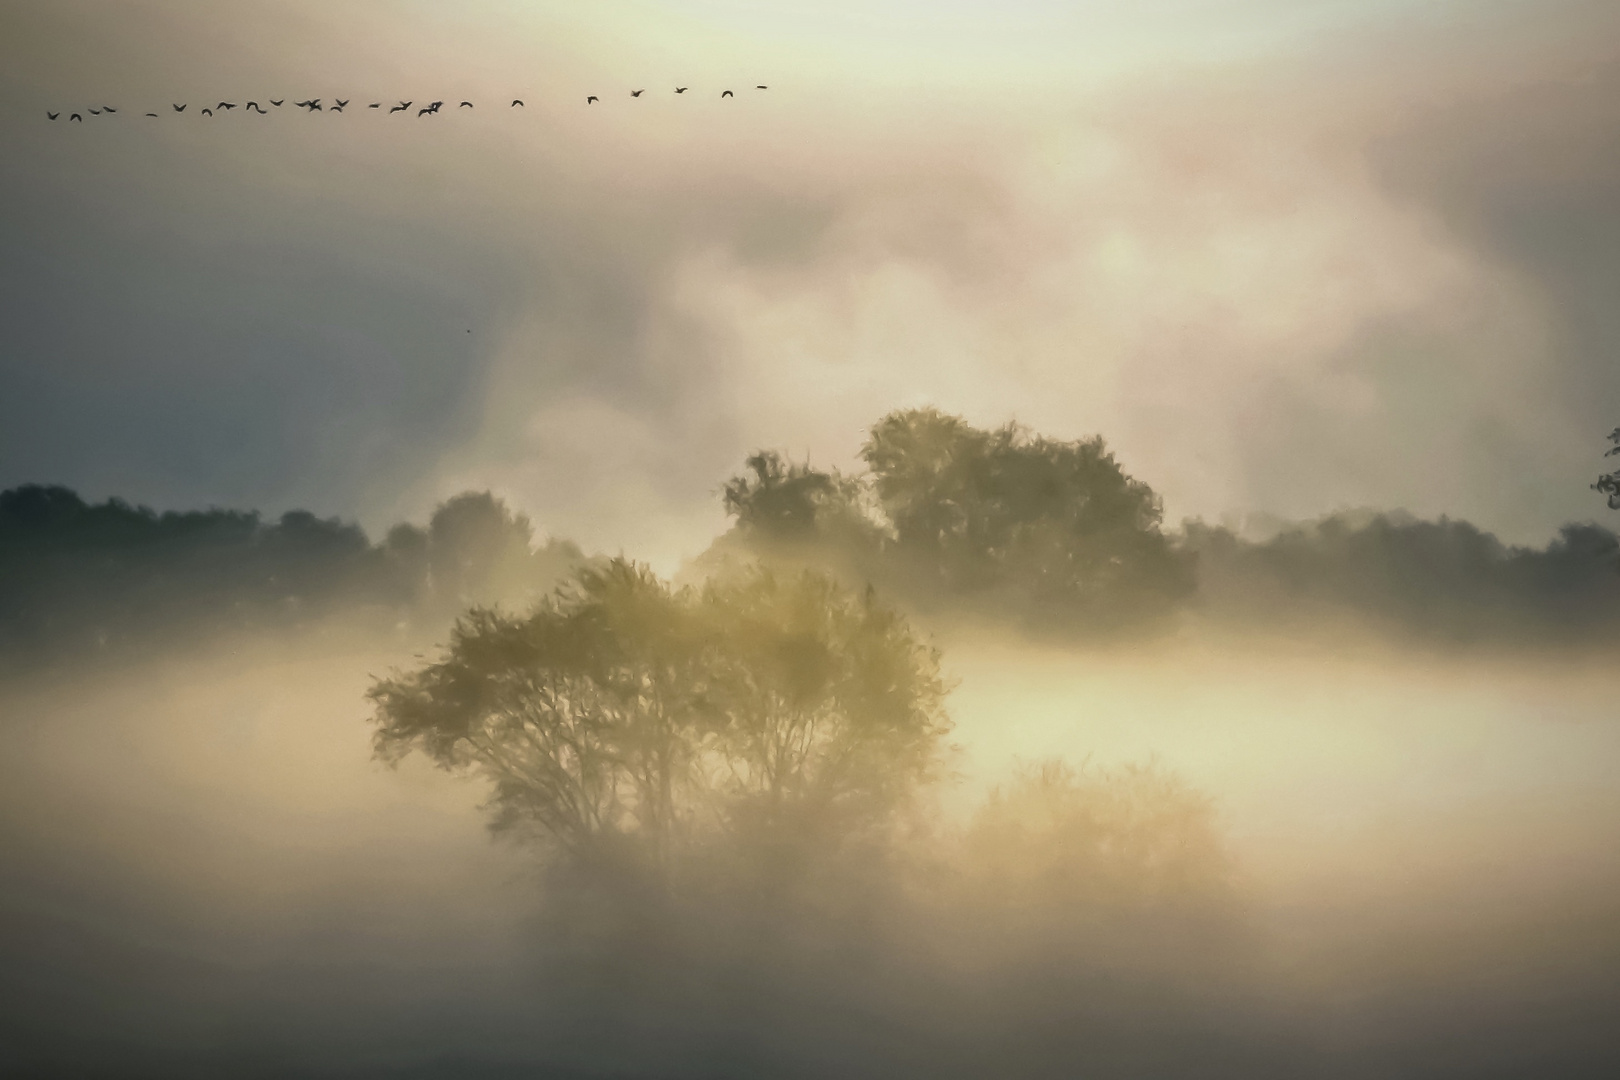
[861,408,1195,625]
[367,559,951,869]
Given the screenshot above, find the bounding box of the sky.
[3,0,1619,569]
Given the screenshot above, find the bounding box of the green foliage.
[698,570,951,844]
[367,559,952,868]
[721,451,862,543]
[863,408,1194,621]
[1595,426,1620,510]
[716,408,1196,635]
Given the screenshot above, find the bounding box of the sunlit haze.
[3,1,1619,1076]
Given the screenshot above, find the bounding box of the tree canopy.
[367,559,951,869]
[714,408,1196,634]
[0,485,583,662]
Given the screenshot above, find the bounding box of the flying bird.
[459,101,472,108]
[511,99,524,107]
[89,108,101,115]
[103,105,117,113]
[331,104,344,112]
[756,85,767,89]
[429,100,444,111]
[586,95,598,103]
[201,108,213,116]
[47,111,58,120]
[270,99,284,107]
[247,101,266,113]
[335,99,349,108]
[418,106,434,116]
[218,102,236,110]
[390,101,411,113]
[675,87,687,93]
[368,102,380,108]
[145,112,157,117]
[173,103,186,111]
[70,113,81,121]
[721,90,733,97]
[631,89,643,97]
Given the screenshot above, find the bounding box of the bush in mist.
[963,758,1233,918]
[711,408,1196,636]
[0,485,583,664]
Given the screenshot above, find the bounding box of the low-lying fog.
[3,622,1616,1077]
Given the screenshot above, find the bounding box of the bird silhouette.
[335,99,349,108]
[89,108,101,115]
[460,101,472,108]
[418,105,434,116]
[721,90,733,97]
[675,87,687,93]
[429,100,444,111]
[103,105,117,113]
[201,108,213,116]
[145,112,157,117]
[295,98,318,109]
[511,99,524,107]
[390,101,411,113]
[331,104,344,112]
[368,102,381,108]
[587,95,598,103]
[247,101,266,113]
[218,102,236,110]
[631,89,644,97]
[173,103,186,112]
[756,85,767,89]
[70,113,81,121]
[270,99,284,107]
[47,111,58,120]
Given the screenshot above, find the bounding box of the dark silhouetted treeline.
[1184,511,1620,645]
[708,408,1620,646]
[6,408,1617,665]
[0,485,584,666]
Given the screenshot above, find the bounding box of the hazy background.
[4,0,1620,564]
[4,0,1620,1076]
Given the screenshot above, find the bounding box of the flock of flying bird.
[44,85,769,122]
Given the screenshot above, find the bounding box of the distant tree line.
[710,408,1620,645]
[5,409,1618,664]
[0,485,583,664]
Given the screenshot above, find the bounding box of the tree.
[1595,427,1620,510]
[861,408,1195,626]
[720,451,864,545]
[697,569,952,847]
[366,559,951,871]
